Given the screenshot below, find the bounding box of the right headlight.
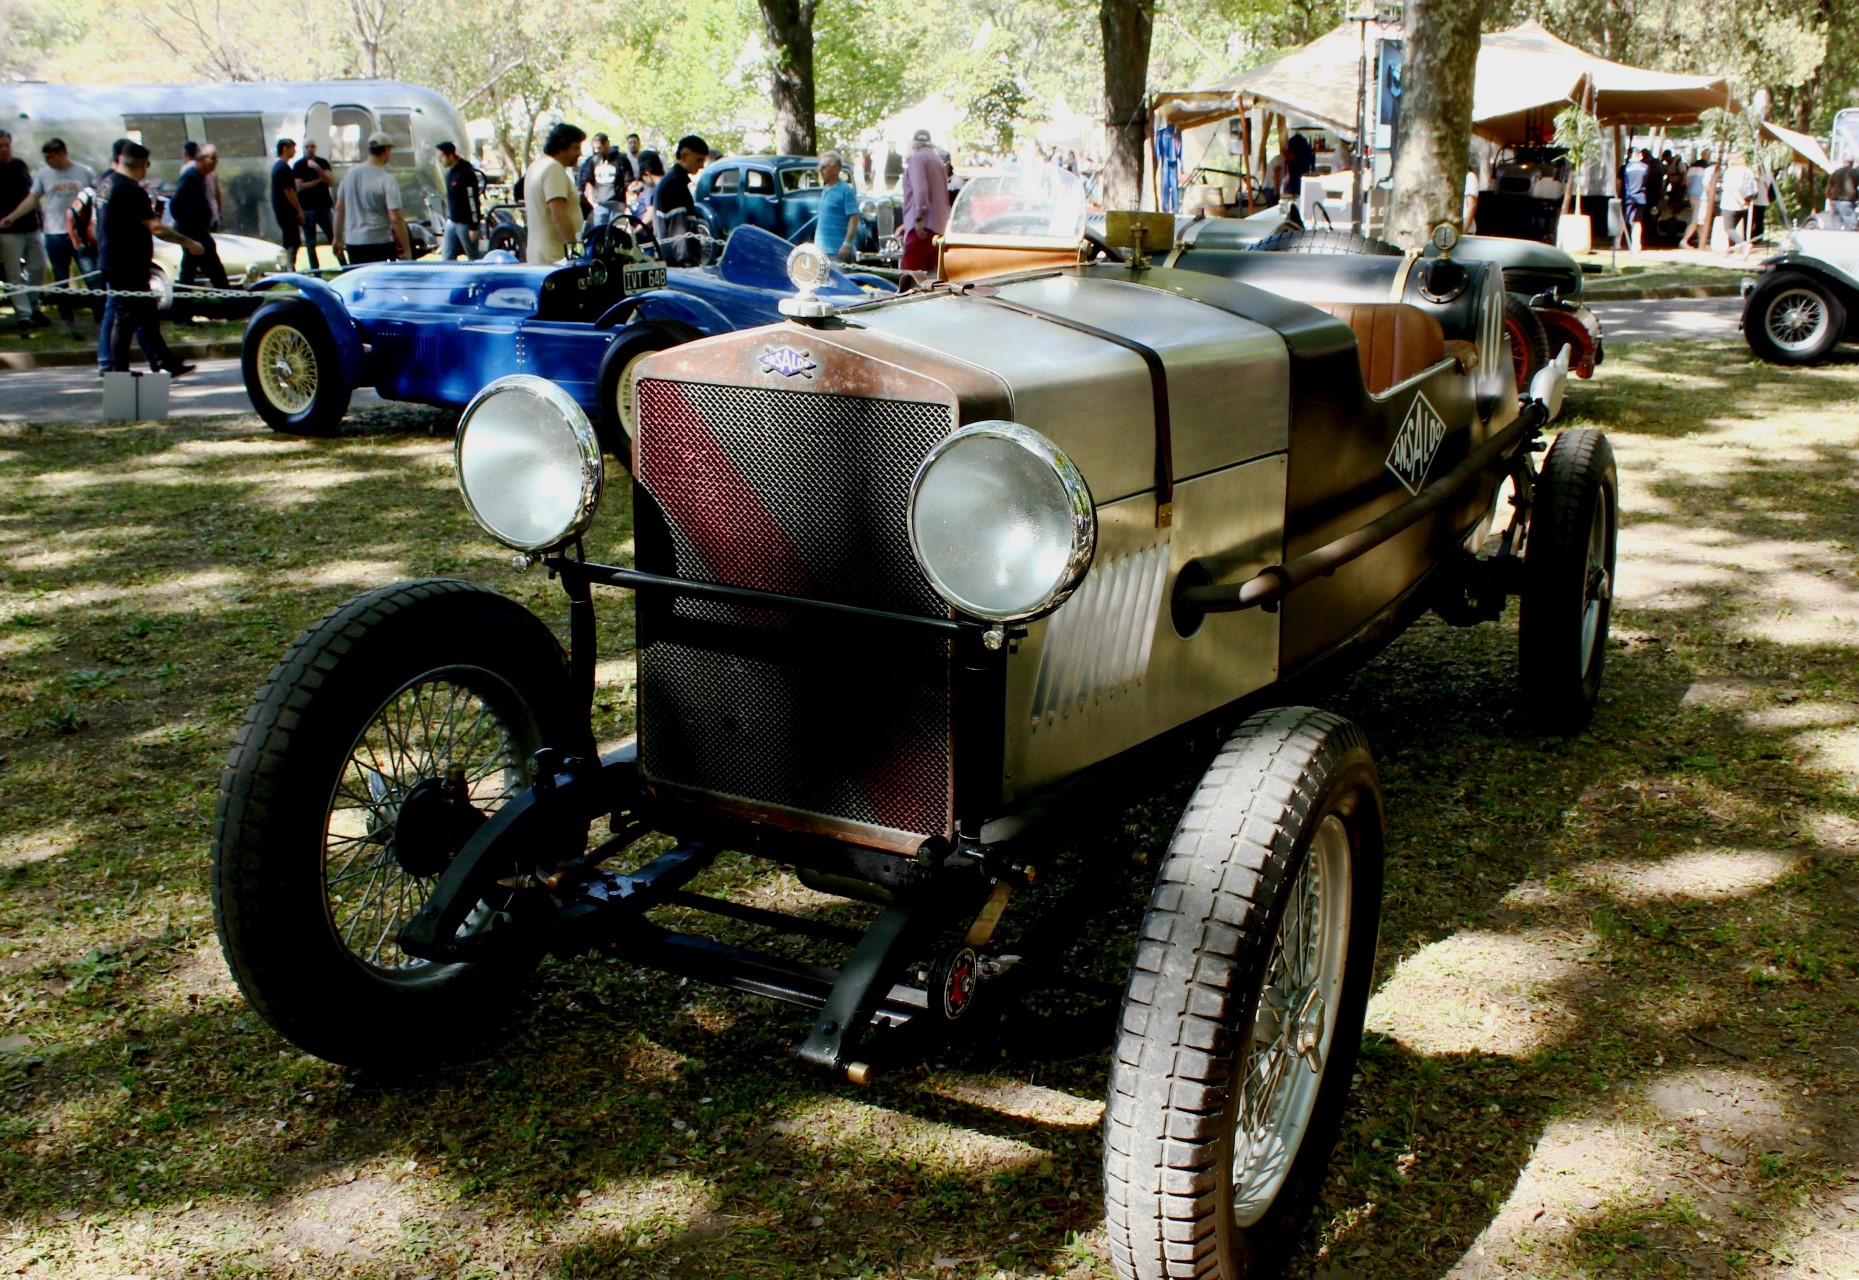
[455,374,604,552]
[907,421,1095,622]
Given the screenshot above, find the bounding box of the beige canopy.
[1472,21,1734,144]
[1152,22,1366,137]
[1152,19,1734,147]
[1763,119,1834,173]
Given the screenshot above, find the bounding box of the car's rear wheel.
[212,580,589,1068]
[1745,274,1844,365]
[1520,429,1617,733]
[1105,706,1383,1280]
[242,301,351,435]
[594,322,699,465]
[487,220,526,257]
[1503,292,1553,392]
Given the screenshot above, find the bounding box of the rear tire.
[1503,292,1553,393]
[487,220,526,257]
[1520,429,1617,733]
[211,579,590,1068]
[1105,707,1384,1280]
[242,301,352,435]
[593,321,700,465]
[1744,273,1844,365]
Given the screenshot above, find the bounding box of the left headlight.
[455,374,604,552]
[908,421,1095,623]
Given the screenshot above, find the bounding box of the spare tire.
[1250,227,1405,256]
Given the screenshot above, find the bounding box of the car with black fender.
[212,167,1617,1280]
[1740,227,1859,365]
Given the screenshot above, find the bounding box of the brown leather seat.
[1310,302,1448,395]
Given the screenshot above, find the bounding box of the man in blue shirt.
[814,150,861,263]
[1622,148,1651,257]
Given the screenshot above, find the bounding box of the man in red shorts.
[899,128,950,274]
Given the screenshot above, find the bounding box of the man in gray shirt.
[332,131,409,264]
[3,136,96,334]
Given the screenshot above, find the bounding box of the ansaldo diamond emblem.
[1385,390,1447,494]
[759,346,816,378]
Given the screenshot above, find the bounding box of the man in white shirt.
[524,123,587,265]
[332,131,409,264]
[2,137,96,335]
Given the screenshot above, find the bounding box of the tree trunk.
[758,0,818,155]
[1099,0,1153,210]
[1386,0,1488,248]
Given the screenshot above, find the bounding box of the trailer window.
[202,114,266,158]
[378,111,414,167]
[330,106,376,164]
[123,114,186,159]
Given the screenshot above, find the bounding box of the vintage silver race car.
[212,168,1617,1280]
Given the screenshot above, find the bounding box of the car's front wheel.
[241,301,351,435]
[211,579,590,1068]
[1105,707,1384,1280]
[1520,429,1618,733]
[1746,273,1845,365]
[594,322,699,465]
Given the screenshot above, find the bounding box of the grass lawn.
[1,339,1858,1279]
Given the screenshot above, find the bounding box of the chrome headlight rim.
[907,420,1097,624]
[454,373,605,553]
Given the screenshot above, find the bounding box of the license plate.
[625,263,668,291]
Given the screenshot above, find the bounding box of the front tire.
[242,301,352,435]
[593,322,700,464]
[211,579,590,1068]
[1745,274,1844,365]
[1520,429,1618,733]
[1105,707,1384,1280]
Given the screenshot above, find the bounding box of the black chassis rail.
[398,555,1023,1081]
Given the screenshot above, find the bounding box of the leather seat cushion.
[1311,301,1447,395]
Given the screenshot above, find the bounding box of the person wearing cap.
[436,141,482,260]
[333,130,410,264]
[814,150,860,263]
[899,128,950,273]
[652,134,709,268]
[523,122,588,265]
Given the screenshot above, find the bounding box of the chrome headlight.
[455,375,604,552]
[907,421,1095,622]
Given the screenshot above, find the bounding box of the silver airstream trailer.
[0,80,468,245]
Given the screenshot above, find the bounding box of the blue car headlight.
[455,375,604,552]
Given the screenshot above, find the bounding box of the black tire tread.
[1104,706,1379,1280]
[1519,429,1617,733]
[1249,228,1404,256]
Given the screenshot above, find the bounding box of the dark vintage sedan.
[694,154,896,257]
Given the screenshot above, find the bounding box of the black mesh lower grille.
[633,378,956,840]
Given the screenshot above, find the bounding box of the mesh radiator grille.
[633,378,957,840]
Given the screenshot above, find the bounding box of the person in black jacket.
[99,141,200,375]
[170,144,228,292]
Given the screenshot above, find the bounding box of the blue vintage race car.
[240,225,887,450]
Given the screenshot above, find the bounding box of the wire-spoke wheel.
[241,301,351,435]
[1230,813,1352,1228]
[255,323,318,416]
[1105,706,1383,1280]
[213,579,591,1067]
[595,323,698,466]
[1745,273,1844,365]
[323,672,531,978]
